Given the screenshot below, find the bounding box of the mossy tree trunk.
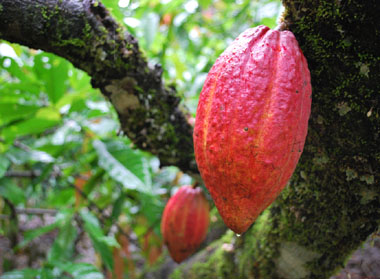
[0,1,379,278]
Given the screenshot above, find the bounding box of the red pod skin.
[161,185,210,263]
[193,25,312,234]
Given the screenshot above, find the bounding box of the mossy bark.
[0,0,379,278]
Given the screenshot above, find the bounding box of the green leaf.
[0,155,10,178]
[17,210,72,249]
[0,103,40,126]
[80,210,114,270]
[0,178,26,205]
[199,0,212,9]
[34,53,69,104]
[5,146,55,165]
[141,12,160,50]
[58,263,104,279]
[93,140,148,192]
[101,0,125,23]
[103,139,153,190]
[83,168,106,195]
[48,216,77,262]
[111,194,125,221]
[1,107,61,141]
[0,57,34,84]
[0,269,39,279]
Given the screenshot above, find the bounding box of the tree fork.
[0,0,197,173]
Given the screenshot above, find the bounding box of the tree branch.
[4,170,41,178]
[0,0,197,173]
[0,207,57,216]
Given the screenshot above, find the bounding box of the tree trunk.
[0,1,379,278]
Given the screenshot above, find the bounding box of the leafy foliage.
[0,0,281,278]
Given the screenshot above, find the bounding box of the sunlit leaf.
[0,269,40,279]
[16,211,72,249]
[0,155,10,178]
[0,103,40,126]
[58,263,104,279]
[80,210,114,270]
[1,107,61,141]
[34,53,69,104]
[93,139,149,192]
[141,12,160,50]
[0,178,25,205]
[48,216,77,262]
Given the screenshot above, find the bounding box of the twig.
[0,208,57,218]
[4,198,19,247]
[4,170,41,178]
[13,140,31,152]
[16,208,57,215]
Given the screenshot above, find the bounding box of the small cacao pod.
[161,185,210,263]
[193,25,312,234]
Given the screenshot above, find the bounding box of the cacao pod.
[193,25,312,234]
[161,185,210,263]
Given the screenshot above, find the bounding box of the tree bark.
[0,0,379,279]
[0,0,197,173]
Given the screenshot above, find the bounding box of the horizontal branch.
[0,0,197,173]
[4,170,41,178]
[0,207,56,219]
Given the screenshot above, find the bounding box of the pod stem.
[191,181,200,189]
[274,20,289,31]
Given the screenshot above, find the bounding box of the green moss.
[168,232,236,279]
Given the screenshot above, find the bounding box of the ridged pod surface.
[193,25,312,234]
[161,185,210,263]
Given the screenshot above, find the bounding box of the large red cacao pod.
[161,185,210,263]
[193,25,312,234]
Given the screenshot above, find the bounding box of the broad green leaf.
[83,168,106,195]
[0,155,10,178]
[0,57,33,83]
[34,53,69,104]
[17,210,72,249]
[0,178,26,205]
[104,139,152,189]
[46,188,74,207]
[48,217,77,262]
[111,194,125,221]
[0,103,40,126]
[57,263,103,279]
[80,210,114,270]
[0,269,39,279]
[55,90,88,110]
[1,107,61,141]
[141,12,160,50]
[1,80,42,96]
[5,146,55,165]
[93,140,148,192]
[29,150,55,163]
[199,0,212,9]
[102,0,125,23]
[138,192,163,226]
